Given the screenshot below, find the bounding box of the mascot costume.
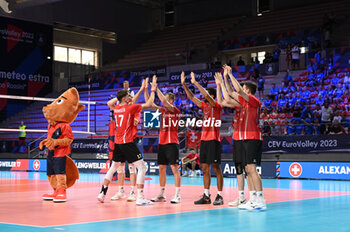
[39,87,85,202]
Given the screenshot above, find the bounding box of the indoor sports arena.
[0,0,350,231]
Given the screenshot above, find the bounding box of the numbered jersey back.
[113,104,142,144]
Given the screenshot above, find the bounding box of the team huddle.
[97,65,267,210]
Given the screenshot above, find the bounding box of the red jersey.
[159,106,181,145]
[185,153,200,165]
[236,95,263,141]
[232,106,242,141]
[114,104,141,144]
[200,101,222,141]
[47,123,73,157]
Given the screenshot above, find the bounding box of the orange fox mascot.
[39,87,85,202]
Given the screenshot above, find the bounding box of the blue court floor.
[1,171,350,232]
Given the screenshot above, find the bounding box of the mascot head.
[43,88,85,125]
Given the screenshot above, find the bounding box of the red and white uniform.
[114,104,141,144]
[235,95,263,141]
[159,106,181,145]
[232,106,242,141]
[200,101,222,141]
[47,123,73,157]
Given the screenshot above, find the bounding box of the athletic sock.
[130,186,135,193]
[239,190,245,198]
[249,191,256,201]
[119,186,125,193]
[175,187,180,196]
[256,191,264,201]
[137,189,144,198]
[160,187,165,195]
[204,189,210,197]
[217,191,222,196]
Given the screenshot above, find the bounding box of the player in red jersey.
[98,77,158,206]
[213,71,247,207]
[220,64,266,210]
[105,80,146,202]
[182,71,231,205]
[143,77,182,204]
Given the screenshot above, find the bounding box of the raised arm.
[214,72,241,108]
[131,78,146,104]
[143,77,161,111]
[191,72,216,107]
[141,75,157,110]
[224,64,249,102]
[181,71,202,108]
[156,86,174,112]
[107,97,118,110]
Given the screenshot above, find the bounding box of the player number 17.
[117,115,124,127]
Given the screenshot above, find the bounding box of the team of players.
[97,65,267,210]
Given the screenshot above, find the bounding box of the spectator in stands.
[331,75,341,86]
[287,82,296,93]
[270,121,280,136]
[285,120,296,135]
[291,43,300,70]
[287,93,297,110]
[301,86,311,100]
[123,80,135,97]
[315,69,324,85]
[262,121,271,136]
[257,74,265,99]
[270,83,279,97]
[277,94,287,112]
[327,119,345,134]
[264,96,273,108]
[302,116,314,135]
[19,121,26,141]
[333,110,342,124]
[237,56,245,66]
[315,95,324,106]
[181,148,200,177]
[314,118,322,135]
[341,113,350,133]
[273,45,281,62]
[321,102,333,132]
[284,71,293,85]
[249,58,255,65]
[294,119,304,135]
[301,105,314,119]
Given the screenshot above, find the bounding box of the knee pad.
[117,164,125,174]
[235,163,244,175]
[133,160,146,185]
[105,161,121,181]
[129,165,135,174]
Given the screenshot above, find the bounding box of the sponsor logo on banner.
[11,159,29,171]
[280,162,350,180]
[223,164,262,175]
[143,110,161,128]
[33,160,40,170]
[289,162,302,177]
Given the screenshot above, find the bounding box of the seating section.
[111,17,241,70]
[220,0,350,50]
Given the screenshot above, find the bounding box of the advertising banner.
[279,162,350,180]
[263,134,350,153]
[0,16,53,121]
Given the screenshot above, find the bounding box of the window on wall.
[54,45,95,66]
[251,51,266,64]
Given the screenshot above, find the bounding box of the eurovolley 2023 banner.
[0,16,53,121]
